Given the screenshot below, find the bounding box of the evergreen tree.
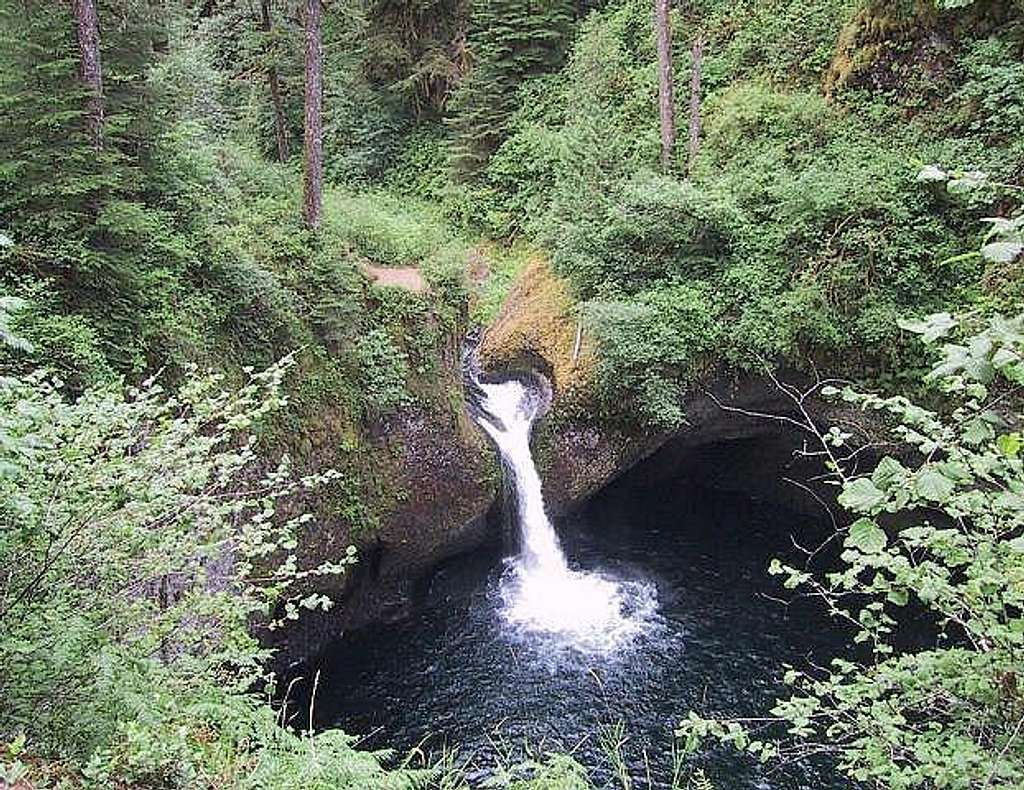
[0,1,125,248]
[0,0,230,375]
[303,0,324,229]
[654,0,674,170]
[363,0,470,117]
[73,0,105,149]
[687,31,703,173]
[261,0,292,162]
[200,0,304,165]
[448,0,573,174]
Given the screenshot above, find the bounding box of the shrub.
[0,354,444,786]
[323,191,451,268]
[587,282,721,428]
[955,38,1024,143]
[355,328,412,417]
[679,313,1024,788]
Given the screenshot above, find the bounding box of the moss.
[824,0,936,95]
[479,255,596,403]
[468,241,533,325]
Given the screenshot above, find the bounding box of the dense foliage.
[0,324,433,786]
[1,0,1022,786]
[679,313,1024,788]
[474,0,1024,423]
[0,0,466,394]
[4,0,1020,415]
[447,0,573,173]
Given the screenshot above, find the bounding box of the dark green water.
[298,480,852,789]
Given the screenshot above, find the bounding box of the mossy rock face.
[480,255,663,512]
[820,0,1017,101]
[269,383,498,665]
[267,315,500,665]
[531,412,664,514]
[824,0,950,97]
[480,255,596,405]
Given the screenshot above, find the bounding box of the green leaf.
[947,170,988,193]
[996,433,1022,458]
[845,518,887,554]
[914,467,956,503]
[897,312,956,343]
[961,416,994,445]
[983,216,1024,235]
[936,460,971,484]
[915,164,947,182]
[992,347,1019,370]
[871,457,907,492]
[886,588,909,606]
[6,733,26,758]
[917,576,944,603]
[838,478,887,512]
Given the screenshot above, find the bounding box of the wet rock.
[269,373,500,668]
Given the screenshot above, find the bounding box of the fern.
[0,296,33,353]
[687,768,715,790]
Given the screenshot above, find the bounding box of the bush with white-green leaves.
[0,346,434,788]
[679,313,1024,789]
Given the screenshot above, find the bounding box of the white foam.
[475,379,659,657]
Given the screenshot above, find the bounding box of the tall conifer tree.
[654,0,674,170]
[448,0,573,174]
[261,0,291,163]
[73,0,104,149]
[302,0,323,229]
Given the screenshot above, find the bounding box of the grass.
[322,190,457,268]
[469,242,532,326]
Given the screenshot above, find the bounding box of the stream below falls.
[295,481,852,789]
[292,375,853,788]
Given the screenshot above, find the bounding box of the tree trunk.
[73,0,104,150]
[302,0,323,230]
[687,32,704,174]
[654,0,674,171]
[261,0,290,163]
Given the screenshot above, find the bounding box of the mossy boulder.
[480,255,664,511]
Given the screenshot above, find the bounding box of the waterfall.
[474,379,566,574]
[471,373,659,657]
